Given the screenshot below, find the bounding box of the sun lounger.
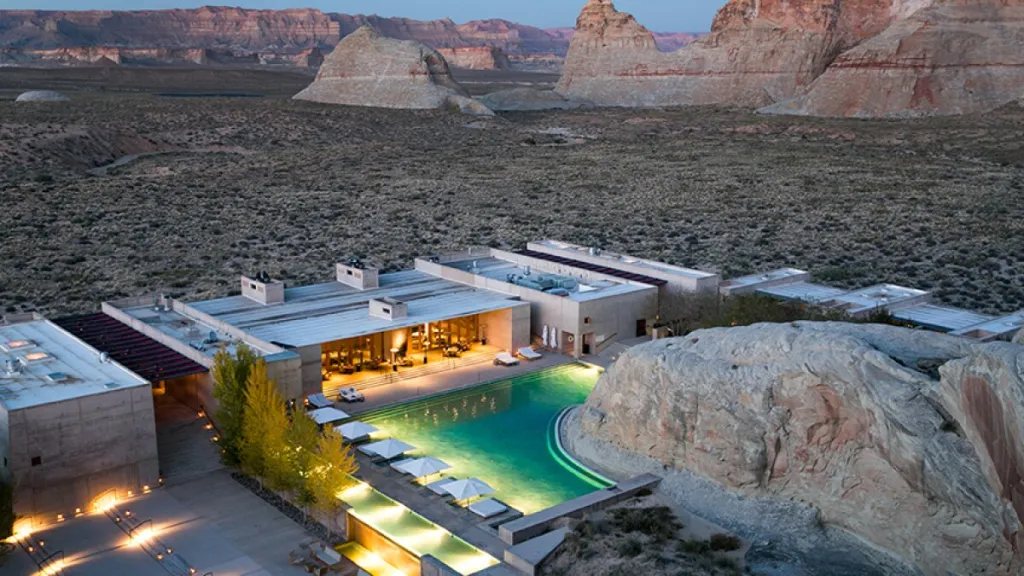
[518,347,542,360]
[494,352,519,366]
[426,477,457,496]
[468,498,508,519]
[338,387,365,403]
[306,393,333,409]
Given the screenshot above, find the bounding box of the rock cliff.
[437,46,510,70]
[293,26,492,115]
[556,0,899,107]
[759,1,1024,117]
[572,323,1023,575]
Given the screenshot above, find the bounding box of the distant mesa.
[293,26,493,116]
[15,90,69,102]
[437,46,510,70]
[556,0,1024,118]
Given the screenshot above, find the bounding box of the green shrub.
[709,533,742,551]
[608,506,681,542]
[616,537,643,558]
[678,538,711,555]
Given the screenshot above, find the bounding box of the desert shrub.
[678,538,711,555]
[608,506,681,542]
[616,536,643,558]
[709,533,742,552]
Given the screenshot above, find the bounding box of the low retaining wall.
[498,473,661,545]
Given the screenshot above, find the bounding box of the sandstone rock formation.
[1015,329,1024,345]
[478,88,592,111]
[556,0,898,108]
[293,26,492,115]
[572,323,1023,575]
[437,46,510,70]
[15,90,69,102]
[759,1,1024,117]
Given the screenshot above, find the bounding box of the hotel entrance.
[320,314,494,390]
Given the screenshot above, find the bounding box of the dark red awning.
[53,313,208,383]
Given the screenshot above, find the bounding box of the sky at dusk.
[0,1,723,32]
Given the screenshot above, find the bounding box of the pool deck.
[343,351,576,416]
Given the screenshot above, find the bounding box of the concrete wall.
[0,403,9,483]
[292,345,322,398]
[7,385,159,525]
[578,286,658,353]
[420,555,461,576]
[479,306,531,352]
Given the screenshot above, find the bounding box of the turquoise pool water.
[359,364,610,514]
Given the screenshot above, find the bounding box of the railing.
[105,502,200,576]
[16,532,65,576]
[593,333,619,355]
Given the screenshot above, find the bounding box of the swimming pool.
[360,364,610,514]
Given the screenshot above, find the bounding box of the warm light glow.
[142,485,151,493]
[204,424,213,430]
[11,518,33,542]
[55,514,64,523]
[450,551,501,575]
[74,507,82,516]
[6,340,30,349]
[339,482,371,501]
[364,505,404,522]
[93,494,117,512]
[131,527,157,545]
[211,435,219,443]
[197,411,205,418]
[127,491,134,497]
[38,559,65,576]
[24,352,49,361]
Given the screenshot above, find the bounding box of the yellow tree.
[240,359,291,491]
[287,410,321,517]
[308,427,358,536]
[211,342,258,465]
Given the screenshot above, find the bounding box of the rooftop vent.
[4,358,19,376]
[337,260,379,290]
[241,273,285,305]
[98,351,110,363]
[104,382,120,390]
[46,372,70,383]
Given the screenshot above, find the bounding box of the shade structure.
[442,478,495,501]
[542,325,549,347]
[339,421,379,441]
[308,407,350,425]
[362,438,416,459]
[395,457,451,479]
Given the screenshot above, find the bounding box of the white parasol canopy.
[362,438,416,459]
[395,457,451,478]
[338,421,378,441]
[308,407,350,425]
[542,325,549,347]
[442,478,495,501]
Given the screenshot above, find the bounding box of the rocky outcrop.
[478,88,592,111]
[15,90,69,102]
[759,1,1024,117]
[437,46,510,70]
[556,0,899,107]
[573,323,1023,575]
[1015,329,1024,345]
[293,26,491,115]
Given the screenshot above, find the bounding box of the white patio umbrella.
[338,421,378,441]
[542,325,549,347]
[442,478,495,502]
[363,438,416,459]
[552,328,560,350]
[396,457,451,479]
[308,407,350,426]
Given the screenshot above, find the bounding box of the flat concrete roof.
[891,304,995,332]
[822,284,930,314]
[532,240,716,280]
[756,282,849,304]
[114,304,277,359]
[445,256,651,302]
[951,310,1024,338]
[0,319,149,411]
[719,268,809,291]
[185,270,527,348]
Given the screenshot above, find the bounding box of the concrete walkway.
[344,352,574,416]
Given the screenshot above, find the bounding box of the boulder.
[555,0,902,108]
[15,90,69,102]
[1015,329,1023,345]
[759,1,1024,118]
[572,322,1023,575]
[478,88,593,111]
[293,26,492,115]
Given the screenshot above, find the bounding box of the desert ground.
[1,67,1022,318]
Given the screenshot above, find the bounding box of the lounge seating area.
[494,351,519,366]
[288,541,356,575]
[518,347,542,360]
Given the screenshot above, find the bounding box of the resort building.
[718,268,811,296]
[950,311,1024,341]
[816,284,932,318]
[756,281,850,305]
[0,314,159,525]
